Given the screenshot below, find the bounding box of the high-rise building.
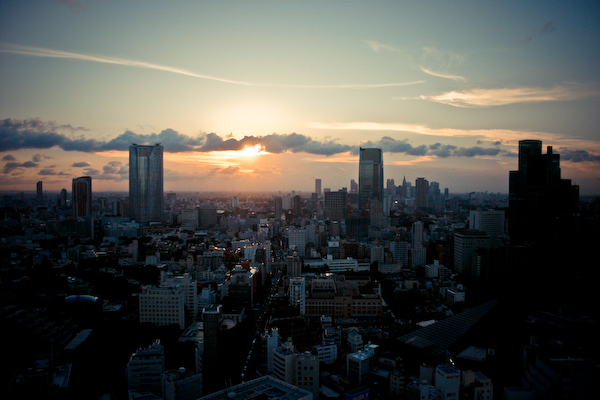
[289,277,306,315]
[139,285,185,329]
[350,179,358,193]
[274,196,283,219]
[72,176,92,218]
[129,143,164,223]
[358,148,383,212]
[469,210,505,236]
[415,178,429,209]
[315,178,321,196]
[127,340,165,397]
[36,181,43,202]
[453,230,491,274]
[508,140,579,245]
[324,189,347,221]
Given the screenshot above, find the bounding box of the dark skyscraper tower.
[315,178,321,196]
[129,143,164,223]
[358,148,383,213]
[72,176,92,218]
[508,140,579,246]
[36,181,43,202]
[415,177,429,209]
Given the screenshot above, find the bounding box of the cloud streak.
[420,67,466,82]
[0,42,423,89]
[419,86,600,107]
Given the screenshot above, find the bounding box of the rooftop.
[199,376,311,400]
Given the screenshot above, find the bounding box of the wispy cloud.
[522,21,555,43]
[306,120,600,152]
[419,86,600,107]
[420,67,466,82]
[0,42,423,89]
[363,40,400,53]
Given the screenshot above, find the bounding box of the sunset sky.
[1,1,599,195]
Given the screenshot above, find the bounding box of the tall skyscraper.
[315,178,321,196]
[36,181,43,202]
[415,178,429,209]
[72,176,92,218]
[129,143,164,223]
[358,148,383,213]
[508,140,579,245]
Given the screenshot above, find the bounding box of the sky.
[1,0,599,195]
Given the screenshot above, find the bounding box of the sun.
[230,144,269,157]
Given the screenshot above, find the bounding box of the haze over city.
[1,1,599,194]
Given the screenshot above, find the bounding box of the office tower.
[293,195,302,216]
[58,188,68,206]
[358,148,384,212]
[453,230,491,274]
[415,178,429,209]
[409,246,427,268]
[202,304,221,377]
[386,178,395,195]
[412,221,424,248]
[163,367,202,400]
[286,254,302,277]
[350,179,358,193]
[315,178,321,196]
[36,181,43,202]
[508,140,579,245]
[288,227,307,256]
[127,340,165,397]
[324,189,347,221]
[272,339,320,399]
[390,240,409,266]
[231,195,240,208]
[435,365,460,400]
[129,143,164,223]
[72,176,92,218]
[139,286,186,329]
[289,277,306,315]
[263,328,281,374]
[469,210,506,236]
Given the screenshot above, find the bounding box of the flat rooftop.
[199,376,311,400]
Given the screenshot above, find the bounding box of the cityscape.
[1,1,599,400]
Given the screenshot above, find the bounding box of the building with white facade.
[435,365,460,400]
[313,343,337,365]
[161,271,198,318]
[289,277,306,315]
[127,340,165,397]
[347,329,363,353]
[263,328,281,374]
[139,285,185,329]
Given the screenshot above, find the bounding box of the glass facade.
[129,144,164,223]
[358,148,383,212]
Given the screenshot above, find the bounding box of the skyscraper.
[36,181,43,202]
[72,176,92,218]
[358,148,383,213]
[415,178,429,209]
[315,178,321,196]
[129,143,164,223]
[508,140,579,245]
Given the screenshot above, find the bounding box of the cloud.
[3,155,16,161]
[3,161,39,174]
[364,40,399,53]
[32,153,53,162]
[558,148,600,164]
[38,168,57,175]
[420,67,466,82]
[0,42,422,89]
[419,86,600,107]
[522,21,555,43]
[72,161,90,167]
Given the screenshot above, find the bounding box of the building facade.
[358,148,383,213]
[72,176,92,218]
[129,143,164,223]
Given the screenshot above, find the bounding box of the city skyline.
[1,1,599,195]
